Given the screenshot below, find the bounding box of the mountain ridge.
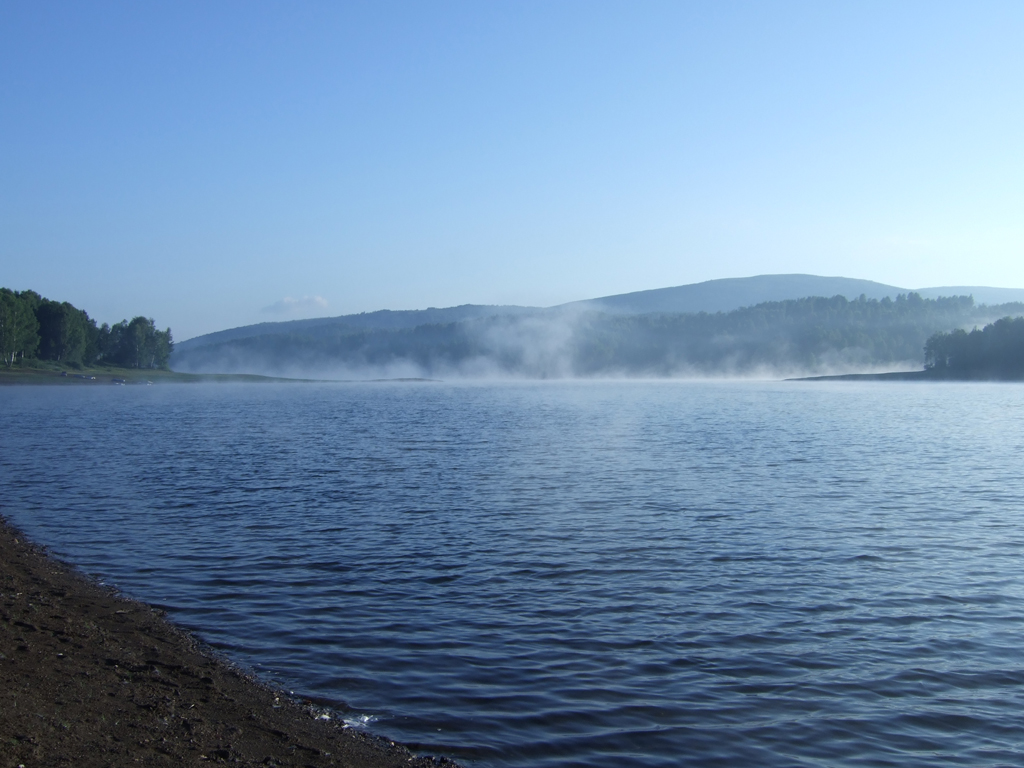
[176,274,1024,352]
[562,274,903,315]
[170,292,1024,379]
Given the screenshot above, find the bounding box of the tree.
[1,286,174,370]
[0,289,40,367]
[925,317,1024,379]
[35,299,95,365]
[154,326,173,369]
[103,316,173,369]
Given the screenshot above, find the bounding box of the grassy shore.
[1,365,439,386]
[0,365,321,386]
[0,516,459,768]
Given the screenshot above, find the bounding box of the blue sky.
[2,1,1022,340]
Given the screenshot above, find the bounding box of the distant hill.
[178,275,1024,353]
[174,304,538,353]
[565,274,905,315]
[171,292,1024,379]
[171,274,1024,378]
[568,275,1024,315]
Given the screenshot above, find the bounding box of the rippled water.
[3,381,1024,767]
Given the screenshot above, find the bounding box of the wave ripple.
[3,381,1024,767]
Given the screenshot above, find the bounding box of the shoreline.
[0,516,459,768]
[0,368,319,386]
[0,367,440,386]
[788,370,1024,382]
[786,370,931,382]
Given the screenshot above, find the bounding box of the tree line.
[925,317,1024,379]
[0,288,173,369]
[173,292,1022,378]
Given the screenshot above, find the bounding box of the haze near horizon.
[2,1,1023,340]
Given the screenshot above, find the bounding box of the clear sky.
[2,1,1022,340]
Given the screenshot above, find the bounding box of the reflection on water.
[3,381,1024,767]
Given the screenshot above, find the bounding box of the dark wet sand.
[0,517,459,768]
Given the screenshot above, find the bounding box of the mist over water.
[170,294,1023,381]
[3,381,1024,767]
[171,308,923,381]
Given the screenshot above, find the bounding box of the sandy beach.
[0,517,459,768]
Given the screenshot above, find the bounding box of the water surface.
[3,381,1024,767]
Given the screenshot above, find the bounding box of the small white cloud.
[261,295,330,315]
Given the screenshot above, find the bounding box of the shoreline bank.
[786,370,931,382]
[0,367,440,386]
[0,517,459,768]
[788,369,1024,382]
[0,368,326,386]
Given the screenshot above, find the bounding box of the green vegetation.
[173,292,1024,377]
[925,317,1024,380]
[0,366,326,386]
[8,286,1022,381]
[569,293,983,375]
[0,288,172,370]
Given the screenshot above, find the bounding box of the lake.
[2,380,1024,767]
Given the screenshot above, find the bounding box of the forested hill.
[0,288,172,369]
[176,274,1024,352]
[563,274,904,314]
[174,304,538,354]
[171,293,1024,379]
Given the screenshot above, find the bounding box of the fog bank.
[171,294,1024,381]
